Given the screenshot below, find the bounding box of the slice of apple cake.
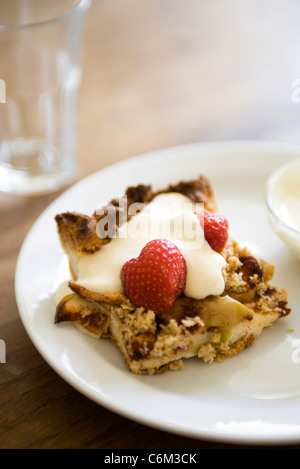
[54,175,290,374]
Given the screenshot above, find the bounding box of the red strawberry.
[195,211,229,253]
[121,239,187,313]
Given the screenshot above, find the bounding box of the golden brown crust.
[93,184,154,224]
[55,212,106,279]
[157,175,217,211]
[68,281,131,306]
[55,212,105,253]
[55,175,217,279]
[55,293,110,338]
[214,334,256,362]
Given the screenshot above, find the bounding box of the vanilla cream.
[76,193,226,300]
[267,158,300,259]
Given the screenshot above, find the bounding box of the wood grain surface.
[1,0,300,449]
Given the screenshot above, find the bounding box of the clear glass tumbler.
[0,0,91,195]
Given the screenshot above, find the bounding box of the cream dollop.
[76,193,227,299]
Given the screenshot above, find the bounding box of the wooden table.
[1,0,300,449]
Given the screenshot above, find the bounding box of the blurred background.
[77,0,300,178]
[3,0,300,449]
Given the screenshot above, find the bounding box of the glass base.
[0,137,75,196]
[0,165,74,196]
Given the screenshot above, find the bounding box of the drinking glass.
[0,0,91,195]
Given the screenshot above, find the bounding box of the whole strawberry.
[195,211,229,253]
[121,239,187,313]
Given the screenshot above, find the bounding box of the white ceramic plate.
[15,141,300,445]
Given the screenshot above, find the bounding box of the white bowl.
[266,157,300,260]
